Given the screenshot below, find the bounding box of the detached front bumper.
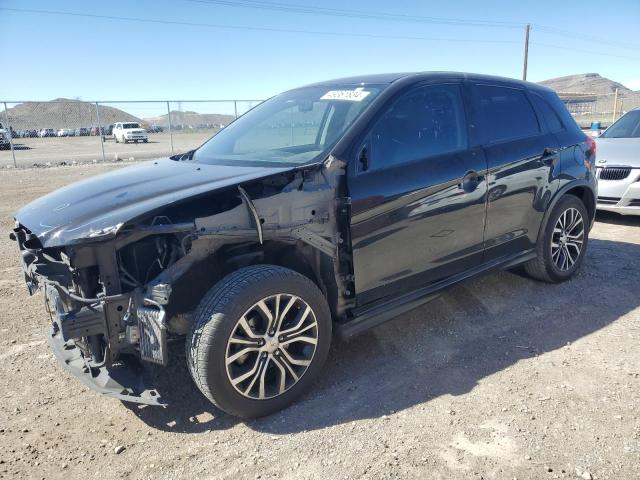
[48,324,166,406]
[45,285,168,406]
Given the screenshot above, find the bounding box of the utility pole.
[611,88,619,124]
[522,23,530,81]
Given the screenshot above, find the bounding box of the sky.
[1,0,639,104]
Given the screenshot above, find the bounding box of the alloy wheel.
[225,294,318,400]
[551,207,584,271]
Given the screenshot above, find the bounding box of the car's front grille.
[597,196,621,205]
[598,167,632,181]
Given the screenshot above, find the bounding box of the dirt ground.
[0,163,638,480]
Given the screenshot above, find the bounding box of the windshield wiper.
[170,149,195,161]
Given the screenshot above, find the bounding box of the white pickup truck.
[112,122,148,144]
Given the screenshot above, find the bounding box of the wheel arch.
[167,239,340,321]
[537,180,596,243]
[564,184,596,225]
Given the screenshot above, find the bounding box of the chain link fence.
[0,99,263,168]
[558,90,640,130]
[3,92,638,168]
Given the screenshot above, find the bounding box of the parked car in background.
[39,128,56,138]
[0,123,10,149]
[21,129,38,138]
[57,128,75,137]
[99,124,115,141]
[595,108,640,215]
[146,125,164,133]
[113,122,148,143]
[75,127,90,136]
[10,72,597,419]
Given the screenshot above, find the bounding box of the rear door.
[467,82,560,261]
[348,82,488,304]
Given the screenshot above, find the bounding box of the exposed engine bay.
[10,158,353,404]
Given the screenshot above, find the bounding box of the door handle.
[459,170,482,193]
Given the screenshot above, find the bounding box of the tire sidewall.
[542,196,589,282]
[191,267,332,418]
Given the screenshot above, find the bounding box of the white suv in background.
[113,122,148,144]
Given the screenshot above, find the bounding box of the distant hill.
[144,110,235,128]
[539,73,640,127]
[539,73,635,95]
[4,99,143,130]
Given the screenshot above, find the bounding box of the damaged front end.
[11,224,177,405]
[10,157,352,406]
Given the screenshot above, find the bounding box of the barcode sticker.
[321,89,371,102]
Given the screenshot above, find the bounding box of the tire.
[134,140,138,144]
[114,135,119,143]
[186,265,332,418]
[143,139,148,143]
[524,195,589,283]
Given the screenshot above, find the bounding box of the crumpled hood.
[595,137,640,168]
[15,158,294,247]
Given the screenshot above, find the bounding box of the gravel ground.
[0,164,638,480]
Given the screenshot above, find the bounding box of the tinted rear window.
[472,84,540,144]
[531,92,563,132]
[538,90,582,133]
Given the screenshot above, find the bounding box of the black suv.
[11,72,597,418]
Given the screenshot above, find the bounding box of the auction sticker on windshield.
[321,89,371,102]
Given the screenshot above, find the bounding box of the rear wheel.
[524,195,589,283]
[186,265,332,418]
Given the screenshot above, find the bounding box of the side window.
[472,84,540,144]
[541,90,582,133]
[530,92,564,132]
[368,84,467,170]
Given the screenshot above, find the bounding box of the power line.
[187,0,524,28]
[0,7,522,44]
[534,25,640,51]
[2,7,638,61]
[530,41,639,60]
[187,0,640,52]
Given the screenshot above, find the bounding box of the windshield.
[600,110,640,138]
[123,123,140,129]
[193,85,382,167]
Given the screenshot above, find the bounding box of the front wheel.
[186,265,332,418]
[524,195,589,283]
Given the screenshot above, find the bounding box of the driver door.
[347,82,488,304]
